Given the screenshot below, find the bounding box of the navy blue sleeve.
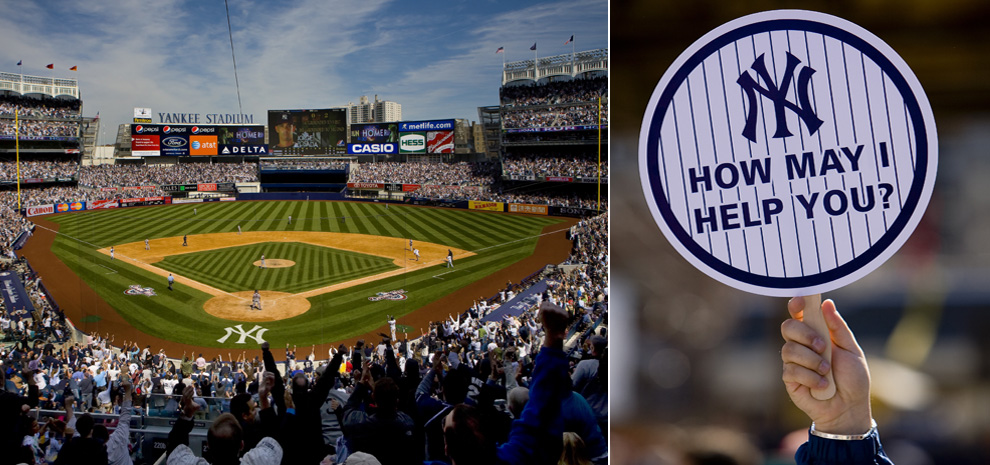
[796,429,894,465]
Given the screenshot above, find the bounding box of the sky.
[0,0,608,145]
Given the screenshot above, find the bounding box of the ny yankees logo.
[217,324,268,344]
[737,52,823,142]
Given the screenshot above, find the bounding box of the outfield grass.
[157,242,398,294]
[46,201,564,347]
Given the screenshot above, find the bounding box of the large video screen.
[130,124,267,156]
[268,109,347,155]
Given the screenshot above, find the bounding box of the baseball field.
[20,200,576,356]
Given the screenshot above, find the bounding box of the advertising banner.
[189,135,219,156]
[427,130,454,154]
[120,196,170,208]
[268,109,347,155]
[131,134,161,156]
[90,199,119,209]
[0,272,35,320]
[26,205,54,217]
[503,124,604,133]
[351,123,398,143]
[546,176,574,182]
[55,203,71,213]
[401,184,420,192]
[481,280,548,323]
[399,132,426,154]
[347,182,385,190]
[508,203,549,215]
[161,183,235,192]
[398,120,455,132]
[347,143,397,154]
[131,124,264,156]
[70,201,85,211]
[468,200,504,211]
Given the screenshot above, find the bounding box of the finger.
[782,361,828,390]
[781,318,827,354]
[781,341,830,376]
[821,300,863,355]
[787,296,806,320]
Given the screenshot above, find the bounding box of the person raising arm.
[781,296,893,465]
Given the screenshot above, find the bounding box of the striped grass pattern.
[158,242,398,294]
[46,201,563,347]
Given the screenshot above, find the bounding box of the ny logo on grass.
[737,52,823,142]
[217,324,268,344]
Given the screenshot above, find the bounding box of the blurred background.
[610,1,990,464]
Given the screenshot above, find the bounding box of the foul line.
[96,264,118,275]
[432,269,459,280]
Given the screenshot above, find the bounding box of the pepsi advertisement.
[130,124,266,156]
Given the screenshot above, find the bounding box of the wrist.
[811,418,876,439]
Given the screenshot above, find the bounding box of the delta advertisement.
[468,200,504,211]
[268,109,347,155]
[131,124,266,156]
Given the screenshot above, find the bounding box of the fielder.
[183,235,188,246]
[145,239,150,250]
[168,274,174,291]
[388,315,397,341]
[260,254,266,269]
[446,254,453,268]
[413,248,420,261]
[288,215,292,225]
[110,246,115,260]
[237,225,242,235]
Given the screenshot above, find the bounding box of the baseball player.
[387,315,397,341]
[446,252,453,268]
[288,215,292,225]
[409,239,413,249]
[237,225,242,235]
[413,248,420,261]
[110,246,115,260]
[145,239,150,250]
[168,274,174,291]
[251,290,262,311]
[183,235,188,246]
[260,254,266,269]
[194,208,197,215]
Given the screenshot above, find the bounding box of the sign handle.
[801,294,836,400]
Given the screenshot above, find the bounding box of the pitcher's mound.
[252,259,295,268]
[204,291,310,322]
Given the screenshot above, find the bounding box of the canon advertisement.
[268,109,347,155]
[131,124,265,156]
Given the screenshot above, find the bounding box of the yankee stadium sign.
[639,10,937,296]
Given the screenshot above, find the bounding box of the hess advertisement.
[268,109,347,155]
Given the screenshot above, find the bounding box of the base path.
[21,213,579,359]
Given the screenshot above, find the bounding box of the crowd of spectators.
[77,163,259,187]
[0,120,79,139]
[0,191,36,259]
[350,161,496,186]
[502,152,607,179]
[0,205,609,464]
[501,104,606,129]
[0,161,78,181]
[260,160,349,171]
[499,77,606,107]
[0,95,81,119]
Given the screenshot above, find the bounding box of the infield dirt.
[21,211,579,358]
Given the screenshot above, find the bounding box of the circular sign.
[639,10,937,297]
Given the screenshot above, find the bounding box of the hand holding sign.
[782,296,872,435]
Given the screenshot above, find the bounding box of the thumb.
[822,299,862,355]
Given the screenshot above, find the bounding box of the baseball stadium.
[0,43,608,464]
